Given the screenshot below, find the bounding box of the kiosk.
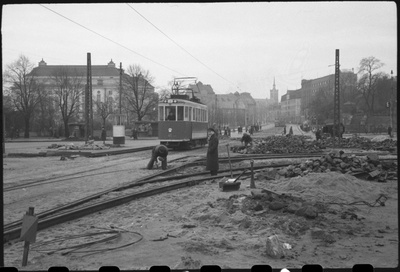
[113,114,126,145]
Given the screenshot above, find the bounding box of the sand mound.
[267,172,383,203]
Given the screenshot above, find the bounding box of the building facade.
[31,59,155,129]
[280,89,302,123]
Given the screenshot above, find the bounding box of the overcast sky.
[2,2,397,99]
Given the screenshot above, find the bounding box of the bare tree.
[122,64,158,121]
[3,55,42,138]
[357,56,385,120]
[51,67,85,137]
[157,87,172,101]
[95,99,113,128]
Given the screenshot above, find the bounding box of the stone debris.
[255,151,397,182]
[265,234,286,258]
[231,135,321,154]
[316,136,397,152]
[47,142,111,150]
[231,135,397,154]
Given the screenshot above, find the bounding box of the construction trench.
[3,132,398,269]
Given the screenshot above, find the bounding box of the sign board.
[20,214,38,243]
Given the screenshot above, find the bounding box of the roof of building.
[31,65,121,77]
[30,59,121,77]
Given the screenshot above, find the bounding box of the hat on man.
[207,127,216,133]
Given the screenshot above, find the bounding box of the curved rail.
[4,151,397,243]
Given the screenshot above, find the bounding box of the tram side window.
[177,106,184,121]
[158,106,164,121]
[184,106,188,121]
[189,107,192,121]
[192,107,196,121]
[166,106,176,121]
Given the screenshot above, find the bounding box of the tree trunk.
[24,116,30,138]
[64,121,70,138]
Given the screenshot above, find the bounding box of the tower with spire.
[270,77,279,104]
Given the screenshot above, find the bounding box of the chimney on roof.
[108,59,115,68]
[38,59,47,67]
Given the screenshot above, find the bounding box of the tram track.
[4,155,196,192]
[4,151,397,243]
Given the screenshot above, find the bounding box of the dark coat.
[147,145,168,170]
[101,129,107,141]
[206,134,219,172]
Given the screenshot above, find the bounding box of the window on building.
[97,79,103,86]
[97,91,101,102]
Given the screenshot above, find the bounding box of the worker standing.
[388,126,393,138]
[101,127,107,144]
[206,128,219,176]
[289,126,293,135]
[147,144,168,170]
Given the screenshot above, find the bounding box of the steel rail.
[5,151,395,228]
[3,171,246,242]
[4,155,195,192]
[4,156,289,241]
[4,151,397,242]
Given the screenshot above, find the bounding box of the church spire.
[273,77,276,89]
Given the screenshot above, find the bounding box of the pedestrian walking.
[388,126,393,138]
[206,127,219,176]
[147,144,168,170]
[289,126,293,135]
[101,127,107,144]
[132,127,138,140]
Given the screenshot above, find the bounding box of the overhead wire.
[126,3,243,92]
[39,4,185,76]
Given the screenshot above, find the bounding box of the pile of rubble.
[47,141,111,150]
[231,135,397,154]
[231,135,321,154]
[255,151,397,182]
[316,136,397,152]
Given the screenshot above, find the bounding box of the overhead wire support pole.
[333,49,340,143]
[85,53,90,143]
[119,62,122,125]
[89,55,93,139]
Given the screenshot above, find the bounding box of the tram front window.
[166,106,176,121]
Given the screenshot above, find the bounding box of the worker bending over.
[241,132,253,147]
[147,144,168,170]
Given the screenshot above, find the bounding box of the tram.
[158,77,208,149]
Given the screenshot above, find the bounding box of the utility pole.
[333,49,340,141]
[85,53,91,142]
[390,70,393,129]
[89,56,93,138]
[119,62,122,125]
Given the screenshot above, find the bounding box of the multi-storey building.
[280,89,302,123]
[300,70,357,117]
[31,59,154,127]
